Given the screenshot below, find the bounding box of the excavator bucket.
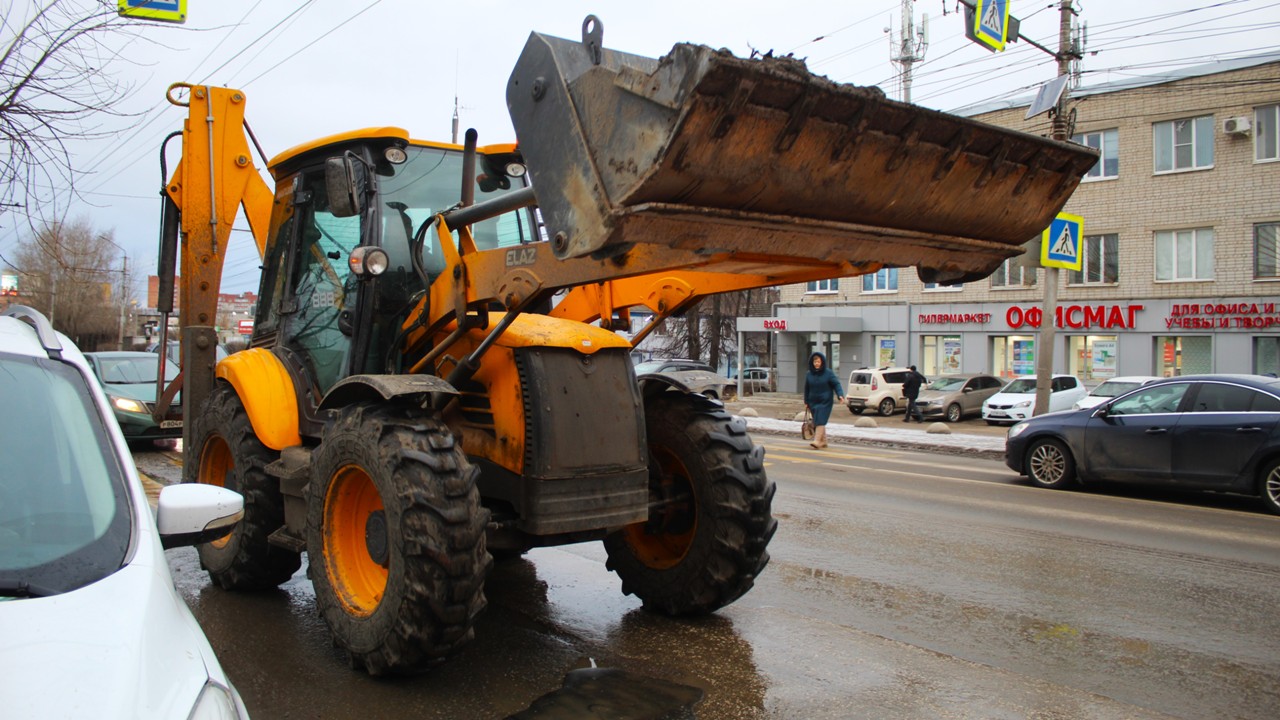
[507,19,1099,283]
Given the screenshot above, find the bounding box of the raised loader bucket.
[507,18,1099,283]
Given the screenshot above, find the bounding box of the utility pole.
[118,254,129,350]
[1033,0,1079,416]
[890,0,928,103]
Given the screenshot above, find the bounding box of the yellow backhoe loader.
[153,17,1097,675]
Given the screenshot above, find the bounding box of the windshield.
[366,144,536,374]
[96,355,179,384]
[1003,378,1037,393]
[0,354,131,597]
[634,361,664,374]
[927,377,967,391]
[1091,381,1143,397]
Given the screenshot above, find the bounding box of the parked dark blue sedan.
[1005,375,1280,514]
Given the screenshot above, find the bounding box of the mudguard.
[215,348,302,450]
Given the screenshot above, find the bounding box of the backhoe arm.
[157,83,273,448]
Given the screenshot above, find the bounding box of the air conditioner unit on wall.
[1223,116,1252,135]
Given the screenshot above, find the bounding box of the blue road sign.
[975,0,1011,52]
[1041,212,1084,271]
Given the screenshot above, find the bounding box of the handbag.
[801,407,815,440]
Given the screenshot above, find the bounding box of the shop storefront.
[756,298,1280,391]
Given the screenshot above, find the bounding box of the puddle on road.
[507,665,703,719]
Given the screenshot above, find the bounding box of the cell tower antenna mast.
[890,0,928,103]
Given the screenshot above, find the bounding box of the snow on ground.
[741,416,1008,457]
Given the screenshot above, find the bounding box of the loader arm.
[399,20,1097,361]
[156,84,273,448]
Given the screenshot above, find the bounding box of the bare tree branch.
[1,1,146,224]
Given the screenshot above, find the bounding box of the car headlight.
[1014,399,1033,408]
[189,681,248,720]
[1008,422,1030,439]
[111,395,147,414]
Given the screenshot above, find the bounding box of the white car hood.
[0,540,216,718]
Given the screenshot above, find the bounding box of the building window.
[806,278,838,294]
[923,282,964,292]
[1153,116,1214,173]
[862,268,898,293]
[1255,223,1280,279]
[990,257,1036,288]
[1255,337,1280,376]
[1155,228,1213,282]
[1257,104,1279,162]
[922,335,962,376]
[1068,234,1119,285]
[1067,335,1118,383]
[873,335,897,366]
[1156,336,1212,377]
[992,336,1036,377]
[1071,128,1119,180]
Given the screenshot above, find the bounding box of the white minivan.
[0,306,250,719]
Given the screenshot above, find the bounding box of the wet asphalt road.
[134,436,1280,719]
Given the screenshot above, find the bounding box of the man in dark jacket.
[902,365,927,423]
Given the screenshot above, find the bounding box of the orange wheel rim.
[623,446,696,570]
[323,464,387,617]
[198,435,233,549]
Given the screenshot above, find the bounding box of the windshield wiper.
[0,579,61,598]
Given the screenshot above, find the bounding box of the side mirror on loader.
[326,156,363,218]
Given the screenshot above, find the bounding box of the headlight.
[189,681,247,720]
[348,246,389,276]
[111,396,147,414]
[1014,399,1033,408]
[1008,422,1030,439]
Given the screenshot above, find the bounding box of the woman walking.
[803,351,844,449]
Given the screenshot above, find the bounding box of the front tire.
[945,403,962,423]
[185,383,300,590]
[1025,438,1076,489]
[605,393,777,615]
[1258,459,1280,515]
[306,402,490,676]
[877,398,896,416]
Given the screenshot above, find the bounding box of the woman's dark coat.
[803,351,844,426]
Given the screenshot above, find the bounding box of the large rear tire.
[604,393,776,615]
[306,402,491,676]
[186,383,300,590]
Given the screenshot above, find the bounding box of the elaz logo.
[505,246,537,267]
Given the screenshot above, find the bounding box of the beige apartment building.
[746,52,1280,393]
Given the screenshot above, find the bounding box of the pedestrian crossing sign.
[974,0,1011,52]
[1040,212,1083,271]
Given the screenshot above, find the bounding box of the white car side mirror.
[157,484,245,549]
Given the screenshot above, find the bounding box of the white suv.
[0,306,250,719]
[845,366,913,416]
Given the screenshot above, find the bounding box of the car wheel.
[1025,439,1076,490]
[848,406,864,415]
[877,398,895,416]
[1258,458,1280,515]
[945,403,962,423]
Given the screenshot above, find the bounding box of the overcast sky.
[4,0,1279,296]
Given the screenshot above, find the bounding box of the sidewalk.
[723,392,1007,460]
